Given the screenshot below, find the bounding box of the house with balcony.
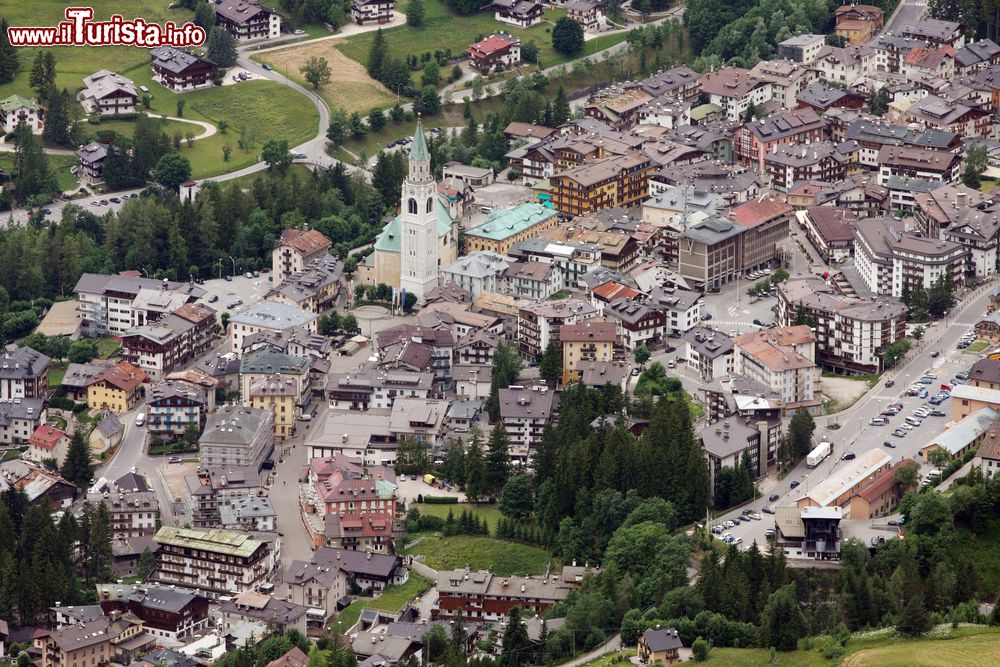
[214,0,282,41]
[0,95,43,134]
[351,0,394,25]
[78,70,138,116]
[468,34,521,74]
[146,379,210,441]
[492,0,543,27]
[150,47,217,92]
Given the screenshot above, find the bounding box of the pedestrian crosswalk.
[710,320,756,328]
[869,394,903,402]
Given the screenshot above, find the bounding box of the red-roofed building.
[468,34,521,74]
[903,45,956,79]
[27,424,71,466]
[591,281,642,309]
[273,228,333,282]
[727,198,793,270]
[847,459,917,518]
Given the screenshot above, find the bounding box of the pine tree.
[29,52,56,101]
[61,431,94,488]
[500,606,531,667]
[486,424,511,497]
[538,339,562,386]
[368,29,388,81]
[464,427,487,502]
[897,594,931,635]
[0,19,19,84]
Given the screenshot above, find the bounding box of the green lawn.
[331,573,432,633]
[404,534,550,575]
[96,337,121,359]
[841,627,1000,667]
[966,341,989,353]
[333,0,627,73]
[127,81,319,180]
[48,361,68,392]
[368,572,433,611]
[415,503,503,533]
[223,163,315,190]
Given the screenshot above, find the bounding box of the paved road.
[712,279,999,551]
[558,635,622,667]
[886,0,927,33]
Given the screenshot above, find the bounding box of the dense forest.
[0,489,125,627]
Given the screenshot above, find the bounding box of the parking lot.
[710,328,987,556]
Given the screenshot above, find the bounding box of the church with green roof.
[358,120,459,299]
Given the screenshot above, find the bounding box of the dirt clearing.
[259,41,396,114]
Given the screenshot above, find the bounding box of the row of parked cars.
[957,331,978,349]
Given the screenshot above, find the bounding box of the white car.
[723,520,735,528]
[902,422,914,430]
[135,413,145,427]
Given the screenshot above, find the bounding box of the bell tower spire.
[399,115,439,306]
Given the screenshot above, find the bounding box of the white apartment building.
[326,368,433,411]
[73,273,205,337]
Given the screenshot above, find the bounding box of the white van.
[904,416,921,427]
[135,413,145,427]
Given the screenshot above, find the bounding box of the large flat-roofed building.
[794,448,892,514]
[464,204,560,255]
[228,301,318,354]
[676,217,745,290]
[152,527,274,599]
[199,406,274,471]
[74,273,204,337]
[777,34,826,63]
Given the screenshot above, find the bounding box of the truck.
[806,441,832,468]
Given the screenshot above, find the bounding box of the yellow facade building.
[87,361,147,414]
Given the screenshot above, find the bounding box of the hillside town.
[4,0,1000,664]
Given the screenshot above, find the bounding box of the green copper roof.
[465,203,557,242]
[409,118,429,162]
[373,199,454,253]
[0,95,39,112]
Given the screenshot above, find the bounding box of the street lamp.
[228,255,236,278]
